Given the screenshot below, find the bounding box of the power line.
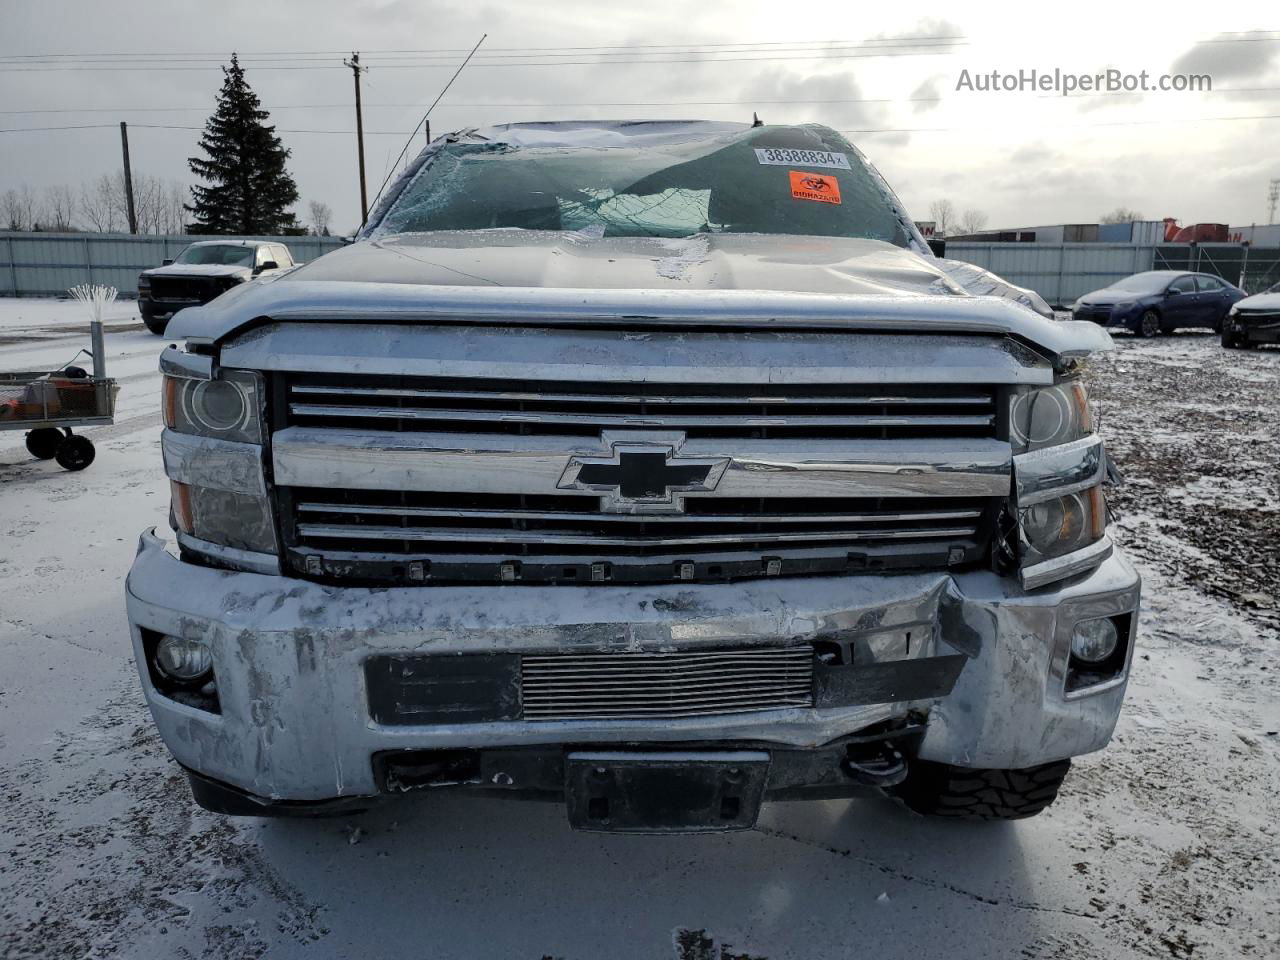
[5,28,1279,65]
[7,83,1280,117]
[0,48,968,72]
[8,113,1280,137]
[0,35,969,60]
[0,41,966,66]
[368,34,489,214]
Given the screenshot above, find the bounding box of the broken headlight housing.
[1018,486,1106,565]
[163,366,275,556]
[171,480,277,554]
[1008,381,1091,455]
[1007,379,1110,586]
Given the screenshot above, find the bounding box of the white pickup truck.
[125,120,1139,832]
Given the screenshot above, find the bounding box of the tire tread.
[894,759,1071,821]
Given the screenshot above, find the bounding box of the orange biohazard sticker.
[789,170,841,204]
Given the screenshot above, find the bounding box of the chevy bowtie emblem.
[558,432,729,514]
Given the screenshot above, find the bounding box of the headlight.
[1008,382,1091,454]
[1019,486,1106,564]
[171,480,277,554]
[163,369,262,444]
[163,366,273,554]
[1113,301,1135,311]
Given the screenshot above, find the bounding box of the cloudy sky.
[3,0,1279,233]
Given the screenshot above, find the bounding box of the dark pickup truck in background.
[137,240,295,335]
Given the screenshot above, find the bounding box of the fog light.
[154,635,213,682]
[1070,618,1119,663]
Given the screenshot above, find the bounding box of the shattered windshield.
[377,125,909,245]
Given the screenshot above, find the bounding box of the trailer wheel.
[892,759,1071,820]
[25,427,64,460]
[54,434,96,471]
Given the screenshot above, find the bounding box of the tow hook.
[842,742,909,787]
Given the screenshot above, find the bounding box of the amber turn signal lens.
[1086,485,1106,540]
[170,480,194,535]
[162,375,178,429]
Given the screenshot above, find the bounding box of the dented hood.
[286,231,958,295]
[170,231,1111,361]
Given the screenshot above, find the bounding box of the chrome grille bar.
[295,501,984,525]
[291,383,995,407]
[289,403,994,430]
[295,523,980,547]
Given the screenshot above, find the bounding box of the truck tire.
[893,759,1071,820]
[1221,329,1244,349]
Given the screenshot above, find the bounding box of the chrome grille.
[274,371,1002,585]
[285,375,997,440]
[283,488,992,582]
[520,647,814,720]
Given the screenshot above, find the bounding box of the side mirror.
[162,258,173,266]
[1166,288,1181,297]
[255,260,279,274]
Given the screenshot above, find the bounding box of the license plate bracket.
[565,750,770,833]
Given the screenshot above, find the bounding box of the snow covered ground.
[0,301,1276,960]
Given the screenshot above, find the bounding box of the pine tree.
[186,55,300,234]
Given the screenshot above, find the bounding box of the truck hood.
[170,231,1112,362]
[287,231,963,295]
[1235,291,1280,312]
[141,263,253,280]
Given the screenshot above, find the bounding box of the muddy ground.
[1087,336,1280,628]
[0,316,1276,960]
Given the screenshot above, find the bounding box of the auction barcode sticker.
[754,148,851,170]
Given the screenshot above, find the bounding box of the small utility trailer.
[1,317,117,471]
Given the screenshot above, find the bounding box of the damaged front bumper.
[125,529,1140,813]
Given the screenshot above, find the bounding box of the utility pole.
[344,52,369,226]
[1268,178,1279,225]
[119,121,138,234]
